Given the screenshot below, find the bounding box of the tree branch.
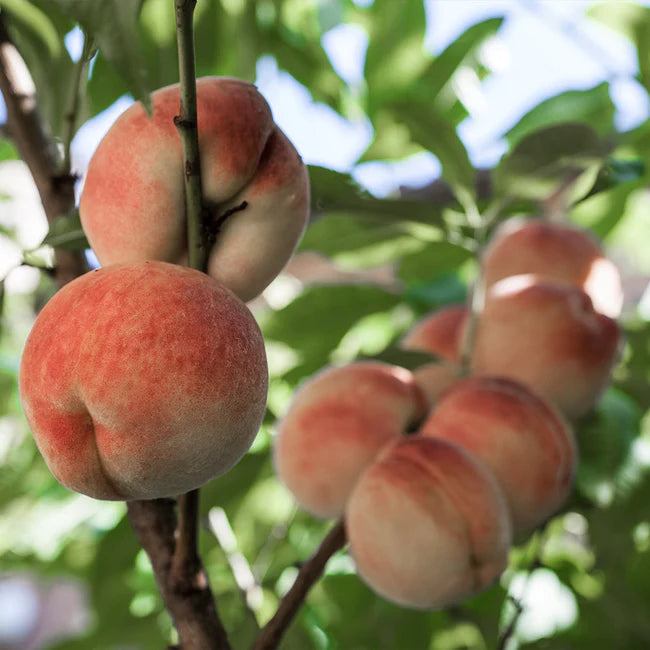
[127,500,230,650]
[250,519,347,650]
[0,18,87,287]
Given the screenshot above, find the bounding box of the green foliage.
[1,1,649,649]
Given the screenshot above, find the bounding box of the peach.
[482,218,623,317]
[19,261,268,500]
[345,436,512,609]
[401,304,466,403]
[273,362,428,518]
[80,77,310,302]
[470,275,621,419]
[420,376,576,532]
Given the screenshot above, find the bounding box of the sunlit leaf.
[505,83,616,147]
[494,123,609,201]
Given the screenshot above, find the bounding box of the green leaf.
[588,3,650,95]
[0,140,18,161]
[308,165,445,227]
[38,210,89,251]
[494,122,609,201]
[0,0,62,56]
[364,0,427,114]
[51,0,152,110]
[300,213,441,270]
[419,17,504,103]
[398,240,474,286]
[3,1,79,137]
[505,83,616,147]
[574,389,642,504]
[262,284,401,383]
[386,102,475,201]
[362,347,438,371]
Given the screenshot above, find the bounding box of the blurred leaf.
[405,271,468,312]
[616,321,650,409]
[420,17,504,103]
[262,284,401,383]
[494,122,608,201]
[364,0,427,114]
[318,573,447,650]
[574,389,642,503]
[309,165,445,226]
[52,0,153,110]
[385,102,475,201]
[505,83,616,147]
[362,346,437,371]
[398,240,474,286]
[3,1,80,137]
[300,213,440,269]
[38,210,89,251]
[0,140,18,161]
[571,172,645,238]
[0,0,61,55]
[588,2,650,94]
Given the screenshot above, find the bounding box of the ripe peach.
[79,77,310,302]
[470,275,621,419]
[346,436,512,609]
[482,218,623,317]
[19,262,268,500]
[420,376,576,532]
[273,362,427,518]
[401,304,466,403]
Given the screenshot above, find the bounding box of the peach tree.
[0,1,649,649]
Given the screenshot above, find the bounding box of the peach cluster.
[274,218,622,610]
[20,77,311,501]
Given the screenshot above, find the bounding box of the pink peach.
[482,218,623,317]
[273,362,427,518]
[470,275,621,419]
[80,77,310,302]
[346,436,512,609]
[420,376,576,532]
[401,305,467,403]
[19,262,268,500]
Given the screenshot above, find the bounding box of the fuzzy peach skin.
[420,376,577,533]
[401,304,467,404]
[470,275,622,420]
[345,436,512,609]
[482,218,623,317]
[19,262,268,501]
[79,77,310,302]
[273,362,428,518]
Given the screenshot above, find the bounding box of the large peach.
[482,218,623,317]
[80,77,310,302]
[420,376,576,532]
[470,275,621,419]
[400,304,466,403]
[273,362,427,518]
[19,261,268,500]
[346,436,512,609]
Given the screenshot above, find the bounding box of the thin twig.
[250,519,347,650]
[174,0,207,273]
[0,17,87,287]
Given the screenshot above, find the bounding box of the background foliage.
[1,1,649,649]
